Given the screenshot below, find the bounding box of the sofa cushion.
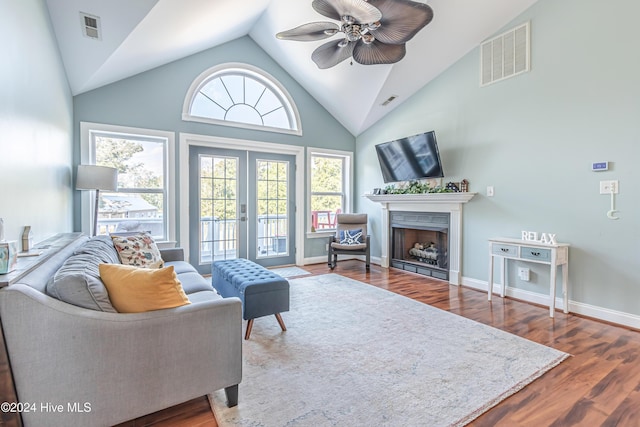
[45,236,118,312]
[165,261,213,294]
[187,290,223,304]
[99,264,190,313]
[111,232,164,268]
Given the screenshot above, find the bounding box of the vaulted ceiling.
[45,0,539,136]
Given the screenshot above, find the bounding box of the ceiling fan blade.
[312,0,382,24]
[368,0,433,44]
[276,22,340,41]
[311,39,356,69]
[352,40,406,65]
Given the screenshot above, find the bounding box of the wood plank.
[10,260,640,426]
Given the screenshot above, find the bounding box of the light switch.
[486,186,494,197]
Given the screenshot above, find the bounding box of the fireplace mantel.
[365,192,476,285]
[364,192,476,204]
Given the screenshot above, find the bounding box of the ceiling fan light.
[362,34,375,44]
[343,24,362,41]
[342,14,356,25]
[368,21,381,31]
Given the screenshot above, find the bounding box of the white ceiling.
[45,0,539,136]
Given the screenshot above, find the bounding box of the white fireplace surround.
[365,193,476,285]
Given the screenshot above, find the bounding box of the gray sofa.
[0,234,242,427]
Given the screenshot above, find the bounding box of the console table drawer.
[521,247,551,262]
[491,244,519,258]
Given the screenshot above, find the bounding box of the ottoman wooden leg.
[275,313,287,331]
[244,319,254,340]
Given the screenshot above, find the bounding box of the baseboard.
[462,276,640,330]
[302,255,382,267]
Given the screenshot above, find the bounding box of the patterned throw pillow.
[111,232,164,268]
[339,228,363,245]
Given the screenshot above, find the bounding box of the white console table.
[488,237,569,317]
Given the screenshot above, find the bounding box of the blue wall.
[73,36,355,257]
[0,0,73,243]
[355,0,640,321]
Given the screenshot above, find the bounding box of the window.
[182,63,302,135]
[308,149,353,234]
[80,123,175,243]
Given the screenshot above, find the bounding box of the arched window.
[182,63,301,135]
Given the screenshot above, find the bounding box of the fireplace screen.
[392,228,448,270]
[390,211,450,280]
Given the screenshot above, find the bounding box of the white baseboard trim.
[302,255,382,267]
[462,276,640,330]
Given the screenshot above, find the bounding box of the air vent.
[80,12,101,40]
[381,95,398,106]
[480,22,529,87]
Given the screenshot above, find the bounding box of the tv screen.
[375,131,444,183]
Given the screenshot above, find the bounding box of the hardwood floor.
[118,260,640,426]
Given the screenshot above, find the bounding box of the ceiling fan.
[276,0,434,69]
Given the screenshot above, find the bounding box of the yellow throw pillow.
[99,264,190,313]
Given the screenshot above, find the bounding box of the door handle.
[241,217,246,222]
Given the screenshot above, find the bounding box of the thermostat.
[592,162,609,171]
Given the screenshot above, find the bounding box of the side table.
[488,237,569,318]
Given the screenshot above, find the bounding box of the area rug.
[269,266,311,278]
[210,274,569,426]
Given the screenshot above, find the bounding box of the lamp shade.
[76,165,118,191]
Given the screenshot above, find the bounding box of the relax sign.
[521,231,557,245]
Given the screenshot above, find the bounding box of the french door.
[189,146,296,274]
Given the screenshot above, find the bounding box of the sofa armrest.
[0,284,242,427]
[160,247,185,262]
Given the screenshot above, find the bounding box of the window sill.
[306,230,334,239]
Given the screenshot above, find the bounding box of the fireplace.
[364,192,476,285]
[390,211,449,281]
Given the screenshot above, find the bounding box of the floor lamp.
[76,165,118,236]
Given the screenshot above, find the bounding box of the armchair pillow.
[99,264,190,313]
[339,228,363,245]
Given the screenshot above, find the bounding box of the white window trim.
[79,122,176,246]
[306,147,353,239]
[182,62,303,136]
[179,132,305,265]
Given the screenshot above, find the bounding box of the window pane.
[311,156,343,192]
[226,104,262,126]
[220,75,244,104]
[185,66,298,132]
[95,136,164,189]
[199,78,233,109]
[97,191,164,239]
[191,92,226,120]
[245,77,265,107]
[311,195,342,213]
[263,108,290,130]
[255,89,281,115]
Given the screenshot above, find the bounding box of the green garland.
[384,181,453,194]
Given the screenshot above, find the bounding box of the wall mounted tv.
[375,131,444,183]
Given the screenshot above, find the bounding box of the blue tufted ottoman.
[212,258,289,340]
